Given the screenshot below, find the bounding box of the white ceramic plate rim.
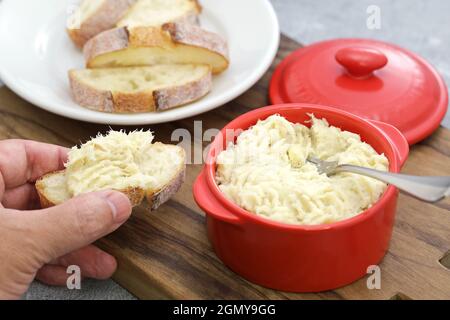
[0,0,280,125]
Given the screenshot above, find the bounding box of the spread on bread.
[216,115,389,225]
[36,130,186,209]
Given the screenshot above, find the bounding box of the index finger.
[0,139,69,190]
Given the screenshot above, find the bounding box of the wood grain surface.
[0,35,449,300]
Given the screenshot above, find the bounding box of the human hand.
[0,139,132,299]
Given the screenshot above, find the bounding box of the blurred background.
[1,0,448,126]
[270,0,450,127]
[3,0,446,299]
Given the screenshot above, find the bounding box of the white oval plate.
[0,0,279,125]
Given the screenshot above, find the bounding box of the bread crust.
[162,22,228,63]
[171,12,200,27]
[118,187,146,206]
[152,70,212,110]
[37,193,56,209]
[192,0,203,13]
[68,67,212,113]
[147,166,186,210]
[147,145,186,210]
[35,170,65,209]
[68,70,115,112]
[83,27,131,62]
[111,91,156,113]
[36,181,145,208]
[83,22,229,73]
[67,0,136,48]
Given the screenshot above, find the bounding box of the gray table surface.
[0,0,448,300]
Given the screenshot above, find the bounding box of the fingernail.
[102,191,132,223]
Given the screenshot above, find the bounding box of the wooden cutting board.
[0,35,449,300]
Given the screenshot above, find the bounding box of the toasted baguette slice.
[84,23,229,74]
[36,132,186,210]
[67,0,136,48]
[117,0,202,28]
[69,64,212,113]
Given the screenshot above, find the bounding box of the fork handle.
[336,165,450,203]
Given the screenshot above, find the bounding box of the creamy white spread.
[65,131,156,196]
[215,115,389,225]
[65,130,183,197]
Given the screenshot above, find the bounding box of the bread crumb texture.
[66,130,183,196]
[117,0,200,28]
[73,64,210,92]
[216,115,389,225]
[77,0,105,23]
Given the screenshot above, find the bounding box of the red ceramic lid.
[270,39,448,145]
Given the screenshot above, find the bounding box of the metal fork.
[307,156,450,203]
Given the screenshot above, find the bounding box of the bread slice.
[67,0,201,48]
[117,0,202,28]
[67,0,136,48]
[84,22,229,74]
[69,64,212,113]
[36,131,186,210]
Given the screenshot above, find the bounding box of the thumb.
[27,190,132,263]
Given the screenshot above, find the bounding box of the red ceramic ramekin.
[193,103,409,292]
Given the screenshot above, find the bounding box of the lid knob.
[335,46,388,78]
